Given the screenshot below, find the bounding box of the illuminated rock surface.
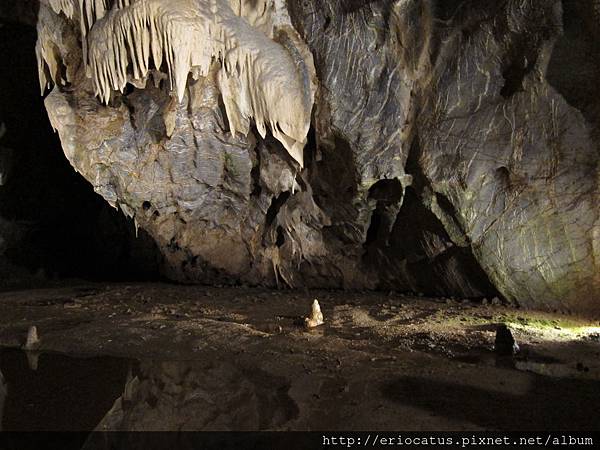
[31,0,600,313]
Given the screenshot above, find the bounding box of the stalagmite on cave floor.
[0,283,599,432]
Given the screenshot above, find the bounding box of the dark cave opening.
[0,20,161,286]
[547,0,600,131]
[364,135,500,299]
[382,186,500,298]
[499,57,533,99]
[364,209,382,247]
[364,178,404,248]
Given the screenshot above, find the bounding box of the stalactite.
[36,0,315,167]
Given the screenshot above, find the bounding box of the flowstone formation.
[36,0,600,314]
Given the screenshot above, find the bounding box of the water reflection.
[0,348,129,431]
[93,358,297,432]
[0,348,297,434]
[1,344,598,441]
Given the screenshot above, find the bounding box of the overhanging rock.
[36,0,600,314]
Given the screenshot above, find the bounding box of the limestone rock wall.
[35,0,600,313]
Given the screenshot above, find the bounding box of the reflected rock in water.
[92,359,298,432]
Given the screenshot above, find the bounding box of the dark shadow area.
[0,348,130,431]
[500,55,535,99]
[309,134,362,246]
[547,0,600,132]
[380,186,498,297]
[0,348,298,433]
[0,20,162,285]
[364,178,403,248]
[382,373,600,430]
[369,136,499,298]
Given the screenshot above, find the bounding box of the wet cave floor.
[0,283,599,432]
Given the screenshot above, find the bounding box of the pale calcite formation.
[24,325,40,350]
[37,0,315,166]
[304,299,324,329]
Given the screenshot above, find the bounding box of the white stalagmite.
[24,325,41,350]
[304,299,324,329]
[37,0,316,167]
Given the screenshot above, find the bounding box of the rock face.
[35,0,599,314]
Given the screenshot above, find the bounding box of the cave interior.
[0,0,598,441]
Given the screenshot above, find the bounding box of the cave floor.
[0,283,599,431]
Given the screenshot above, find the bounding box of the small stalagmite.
[305,299,324,329]
[24,325,41,350]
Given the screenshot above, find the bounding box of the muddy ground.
[0,283,599,431]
